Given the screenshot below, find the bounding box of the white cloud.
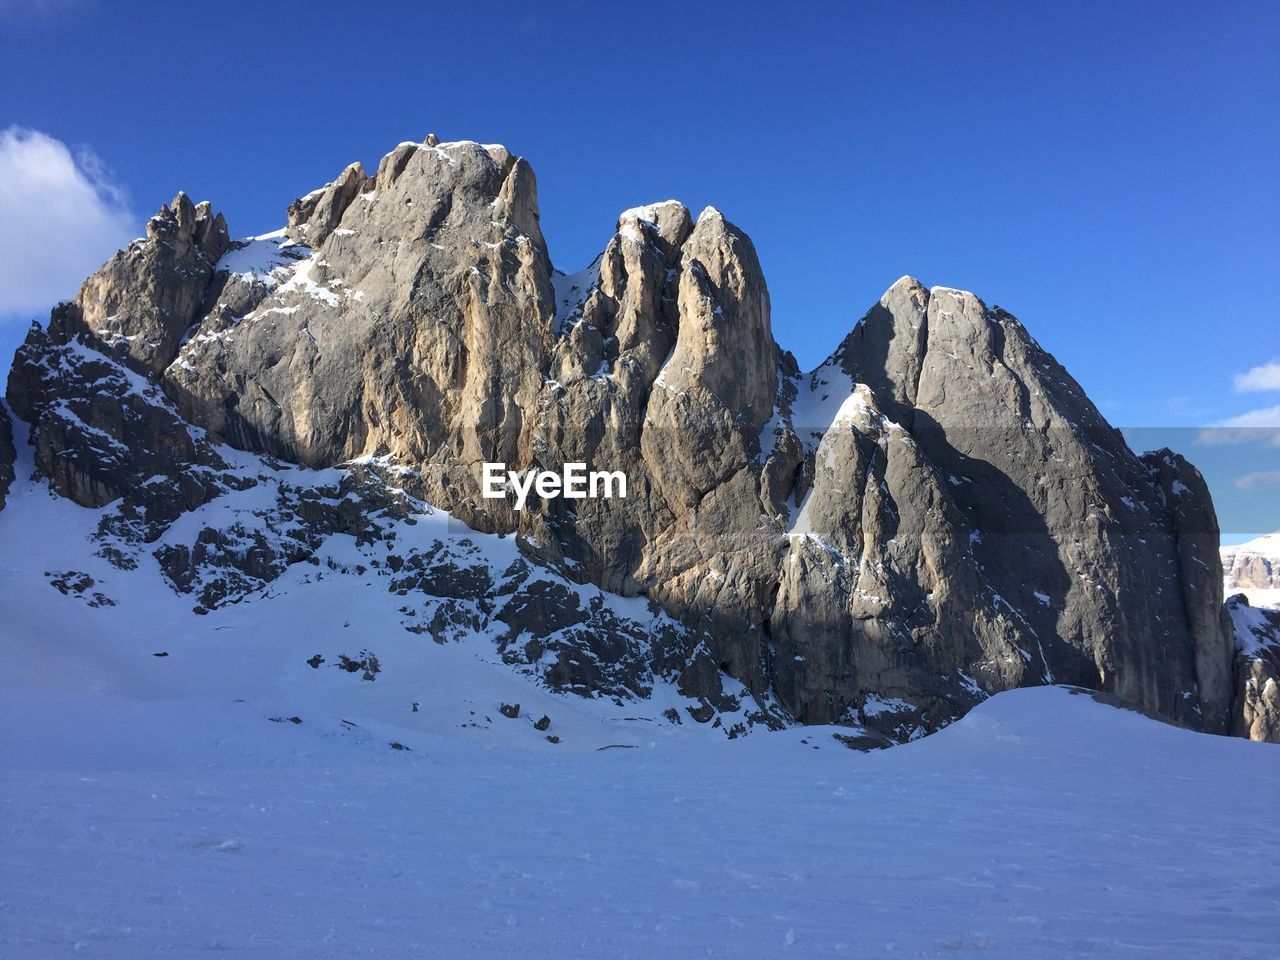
[0,126,135,316]
[1197,404,1280,448]
[1235,359,1280,393]
[1217,405,1280,429]
[1236,470,1280,490]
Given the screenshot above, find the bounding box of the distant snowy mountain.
[1222,531,1280,608]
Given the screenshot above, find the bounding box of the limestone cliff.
[4,136,1241,741]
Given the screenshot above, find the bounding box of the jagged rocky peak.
[164,136,556,476]
[671,206,777,423]
[38,191,230,377]
[285,160,367,246]
[1,134,1255,743]
[617,200,693,250]
[817,275,930,427]
[759,281,1235,729]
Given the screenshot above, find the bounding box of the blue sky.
[0,0,1276,537]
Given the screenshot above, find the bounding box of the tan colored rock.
[286,162,368,246]
[46,192,228,376]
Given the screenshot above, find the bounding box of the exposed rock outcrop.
[1227,594,1280,742]
[7,322,234,534]
[2,136,1239,740]
[0,402,14,510]
[46,193,229,377]
[166,139,551,483]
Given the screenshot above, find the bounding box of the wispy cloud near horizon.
[1196,404,1280,449]
[1236,469,1280,490]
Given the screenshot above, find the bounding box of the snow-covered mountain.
[2,135,1253,742]
[1223,530,1280,609]
[3,133,1280,958]
[0,419,775,742]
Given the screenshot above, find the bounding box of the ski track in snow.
[2,428,1280,958]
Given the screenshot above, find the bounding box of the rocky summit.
[3,136,1268,743]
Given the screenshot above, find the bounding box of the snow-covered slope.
[4,679,1278,958]
[1223,531,1280,609]
[0,414,774,747]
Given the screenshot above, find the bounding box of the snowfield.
[5,687,1279,959]
[3,450,1280,958]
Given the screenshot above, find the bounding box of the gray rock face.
[1227,594,1280,742]
[758,281,1232,730]
[0,402,13,510]
[2,137,1238,740]
[1145,450,1235,731]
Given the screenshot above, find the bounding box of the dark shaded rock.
[332,650,380,681]
[832,732,893,752]
[1144,449,1234,732]
[686,701,716,724]
[0,404,13,511]
[8,325,232,523]
[496,580,587,637]
[45,570,115,607]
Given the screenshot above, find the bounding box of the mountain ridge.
[3,135,1266,742]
